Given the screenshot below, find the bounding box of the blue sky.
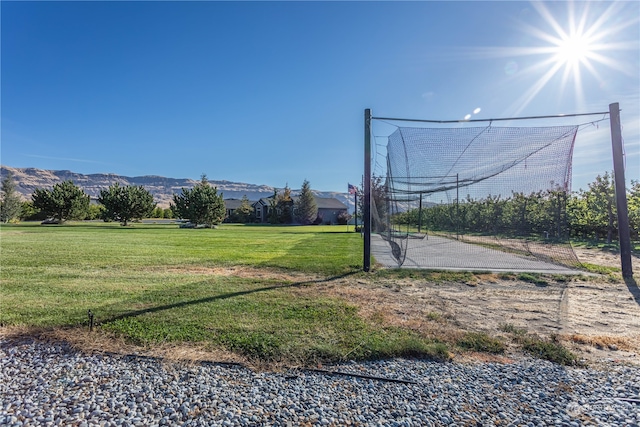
[2,1,638,193]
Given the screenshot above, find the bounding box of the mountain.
[0,166,355,211]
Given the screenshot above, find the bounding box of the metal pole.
[372,110,610,124]
[456,173,460,240]
[609,103,633,278]
[354,191,358,232]
[364,109,372,272]
[418,193,423,234]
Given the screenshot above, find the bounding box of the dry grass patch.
[563,333,639,352]
[161,265,318,282]
[288,279,465,346]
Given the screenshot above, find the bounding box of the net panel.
[371,123,580,270]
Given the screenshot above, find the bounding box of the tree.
[627,180,640,239]
[152,206,165,219]
[357,175,388,231]
[86,204,105,220]
[584,172,616,242]
[231,195,255,223]
[20,201,46,221]
[32,181,90,223]
[0,172,23,223]
[98,183,156,226]
[171,174,225,227]
[268,189,279,224]
[277,184,293,224]
[163,207,174,219]
[294,180,317,225]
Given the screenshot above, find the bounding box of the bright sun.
[495,1,638,114]
[554,33,592,68]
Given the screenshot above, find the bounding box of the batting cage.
[361,108,628,273]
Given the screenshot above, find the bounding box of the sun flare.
[554,33,592,68]
[494,1,639,114]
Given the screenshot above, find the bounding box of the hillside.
[0,166,354,210]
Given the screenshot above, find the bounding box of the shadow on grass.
[101,272,357,324]
[625,276,640,307]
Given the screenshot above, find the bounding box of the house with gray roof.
[252,195,348,224]
[223,198,254,222]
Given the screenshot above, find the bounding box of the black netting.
[371,123,581,270]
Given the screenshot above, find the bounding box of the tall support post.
[353,190,358,232]
[418,193,423,234]
[364,109,372,272]
[609,103,633,278]
[456,173,460,240]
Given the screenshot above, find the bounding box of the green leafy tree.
[294,180,317,225]
[171,174,225,227]
[277,184,293,224]
[627,180,639,239]
[152,206,165,218]
[85,204,105,220]
[268,189,280,224]
[20,201,46,221]
[98,183,156,226]
[163,208,174,219]
[231,195,255,223]
[583,172,616,242]
[0,172,23,223]
[32,181,90,223]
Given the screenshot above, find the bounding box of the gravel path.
[1,338,639,426]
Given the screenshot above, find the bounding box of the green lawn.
[0,222,448,363]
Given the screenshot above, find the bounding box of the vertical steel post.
[418,193,423,234]
[364,109,372,272]
[456,173,460,240]
[353,191,358,232]
[609,103,633,278]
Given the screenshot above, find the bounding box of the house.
[314,196,349,225]
[223,198,258,222]
[252,195,348,224]
[223,198,244,220]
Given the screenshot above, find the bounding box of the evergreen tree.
[32,181,90,223]
[294,180,317,225]
[0,172,23,223]
[171,174,225,227]
[231,195,255,223]
[98,183,156,226]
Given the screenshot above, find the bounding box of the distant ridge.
[0,166,353,210]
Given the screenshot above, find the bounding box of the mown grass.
[1,222,361,275]
[0,222,451,364]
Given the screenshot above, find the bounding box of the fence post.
[609,102,633,278]
[364,109,372,272]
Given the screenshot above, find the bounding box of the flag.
[348,183,357,194]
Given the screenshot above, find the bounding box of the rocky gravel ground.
[1,338,640,426]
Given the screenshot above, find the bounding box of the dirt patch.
[573,246,637,268]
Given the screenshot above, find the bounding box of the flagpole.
[354,189,358,232]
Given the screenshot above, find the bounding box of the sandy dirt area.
[300,247,640,366]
